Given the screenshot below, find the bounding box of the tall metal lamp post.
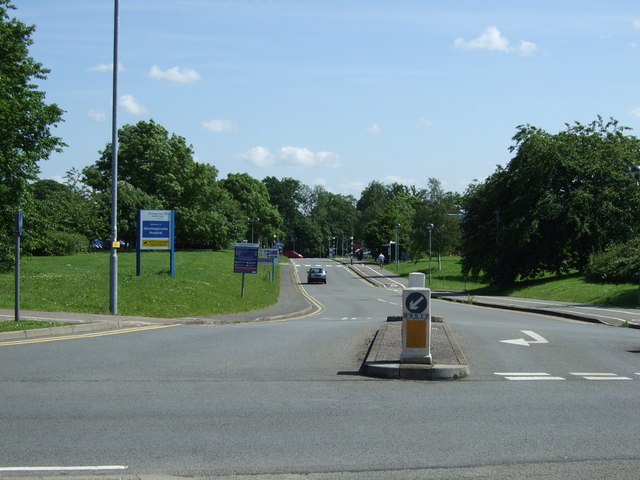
[395,223,400,269]
[109,0,120,314]
[631,166,640,303]
[427,223,434,284]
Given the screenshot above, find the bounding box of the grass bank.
[385,256,640,308]
[0,250,280,318]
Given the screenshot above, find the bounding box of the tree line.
[4,0,640,287]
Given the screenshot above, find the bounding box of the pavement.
[3,259,639,381]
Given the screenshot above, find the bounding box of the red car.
[284,250,303,258]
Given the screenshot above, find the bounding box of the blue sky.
[17,0,640,195]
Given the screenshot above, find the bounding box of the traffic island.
[362,316,470,380]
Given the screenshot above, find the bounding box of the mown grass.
[0,250,280,318]
[386,256,640,308]
[0,320,72,333]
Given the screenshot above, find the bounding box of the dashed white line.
[495,372,565,381]
[570,373,632,380]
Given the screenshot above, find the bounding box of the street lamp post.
[109,0,120,315]
[248,217,259,243]
[395,223,400,269]
[427,223,434,284]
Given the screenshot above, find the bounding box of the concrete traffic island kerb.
[361,271,470,381]
[361,316,470,380]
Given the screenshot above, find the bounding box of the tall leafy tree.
[410,178,462,259]
[0,1,65,268]
[461,117,640,286]
[262,176,306,249]
[83,120,241,248]
[220,173,282,246]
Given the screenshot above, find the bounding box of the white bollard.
[401,287,432,364]
[408,272,425,288]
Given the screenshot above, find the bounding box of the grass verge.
[0,320,71,333]
[386,256,640,308]
[0,250,280,318]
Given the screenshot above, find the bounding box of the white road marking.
[570,373,632,380]
[495,372,565,380]
[501,330,548,346]
[0,466,127,472]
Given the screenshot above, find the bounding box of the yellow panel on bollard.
[401,287,432,364]
[406,320,427,348]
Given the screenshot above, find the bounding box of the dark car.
[284,250,303,258]
[307,266,327,284]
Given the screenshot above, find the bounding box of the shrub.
[586,238,640,283]
[29,231,89,257]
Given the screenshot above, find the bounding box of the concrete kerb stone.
[361,316,470,381]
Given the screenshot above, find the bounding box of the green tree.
[83,120,240,248]
[0,1,65,268]
[410,178,462,259]
[461,117,640,286]
[220,173,282,245]
[262,176,306,250]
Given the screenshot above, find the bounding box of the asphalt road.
[1,259,640,479]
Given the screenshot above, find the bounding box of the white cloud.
[239,146,273,167]
[88,109,106,122]
[416,118,433,128]
[148,65,201,83]
[239,146,341,168]
[454,26,536,55]
[119,95,147,115]
[202,119,237,133]
[367,123,382,135]
[634,19,640,29]
[632,106,640,119]
[88,62,124,72]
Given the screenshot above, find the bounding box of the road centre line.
[0,324,180,347]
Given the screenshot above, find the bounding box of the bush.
[586,238,640,283]
[0,231,13,272]
[29,231,89,257]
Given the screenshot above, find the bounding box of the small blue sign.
[405,292,428,314]
[142,220,170,237]
[16,210,23,236]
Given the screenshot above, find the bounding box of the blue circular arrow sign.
[405,291,428,314]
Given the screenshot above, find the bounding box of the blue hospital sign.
[139,210,172,250]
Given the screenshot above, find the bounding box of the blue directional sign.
[405,291,428,314]
[234,243,259,274]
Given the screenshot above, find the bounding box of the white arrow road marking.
[501,330,548,346]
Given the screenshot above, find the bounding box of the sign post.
[261,248,279,282]
[401,287,432,364]
[234,243,259,297]
[137,210,175,277]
